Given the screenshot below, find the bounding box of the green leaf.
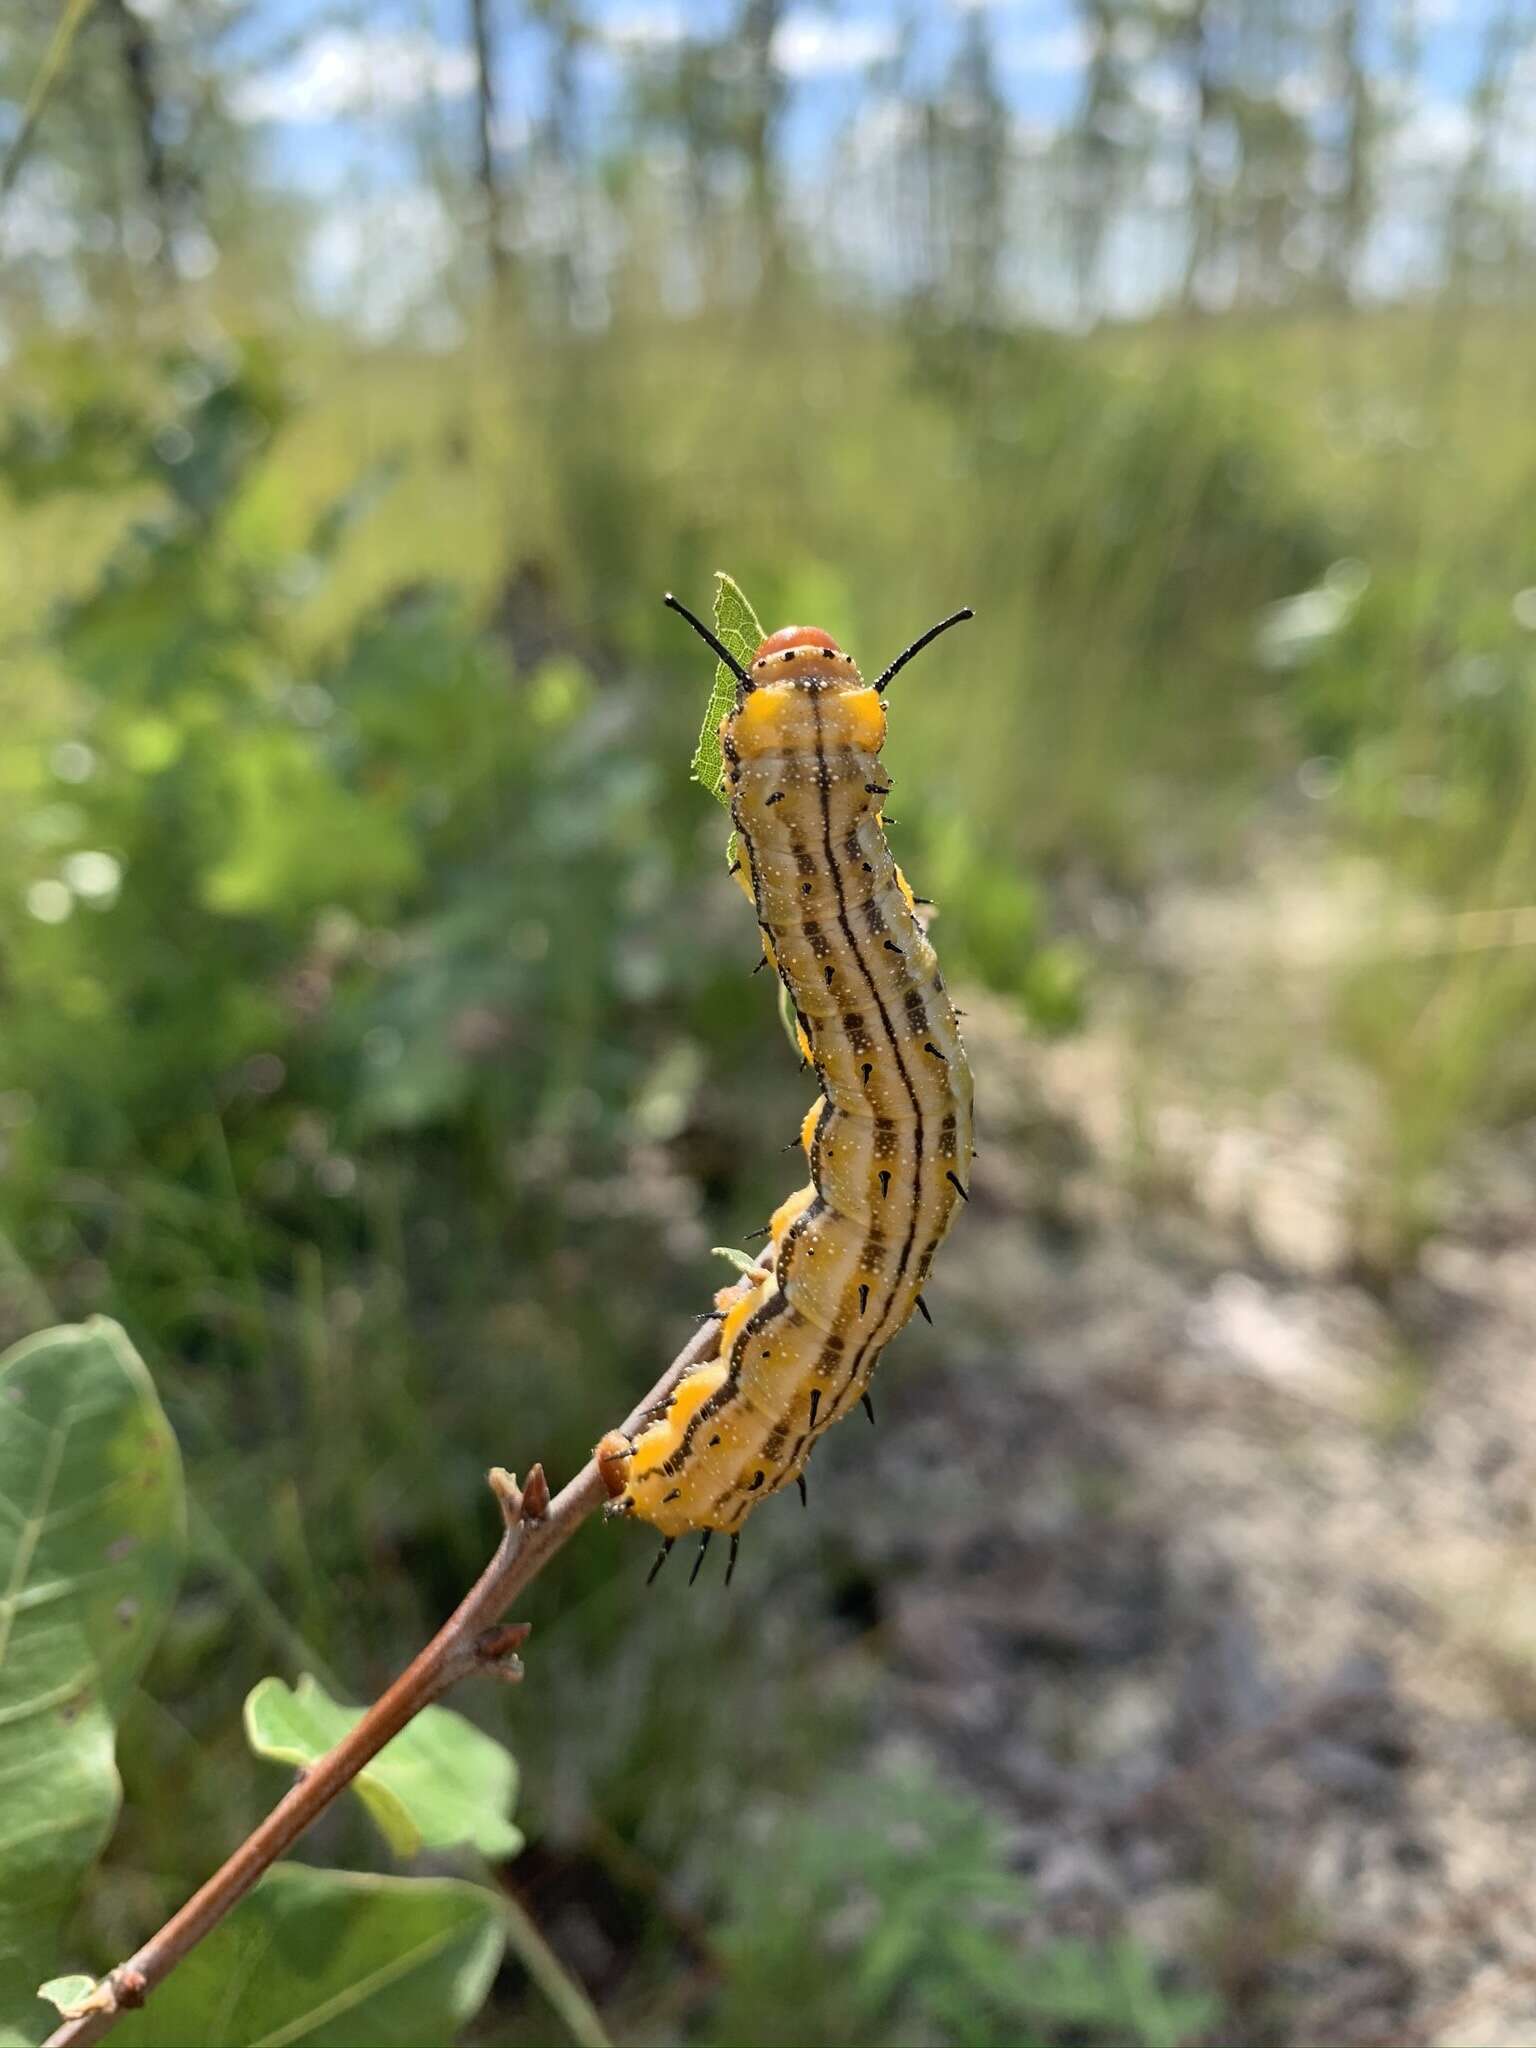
[689,572,764,813]
[244,1674,522,1861]
[776,974,805,1059]
[710,1247,763,1279]
[107,1864,503,2048]
[35,1978,95,2019]
[0,1320,185,2041]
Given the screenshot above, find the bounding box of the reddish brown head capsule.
[752,625,843,663]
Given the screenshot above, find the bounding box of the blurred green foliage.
[713,1771,1215,2048]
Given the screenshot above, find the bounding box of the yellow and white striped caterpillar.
[601,596,976,1584]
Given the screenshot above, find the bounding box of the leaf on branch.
[35,1977,98,2019]
[710,1247,764,1279]
[0,1319,184,2038]
[105,1864,504,2048]
[689,571,764,821]
[244,1673,523,1861]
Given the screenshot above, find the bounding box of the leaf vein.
[248,1916,474,2048]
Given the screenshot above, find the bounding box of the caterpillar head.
[663,592,972,701]
[749,626,865,688]
[734,625,884,755]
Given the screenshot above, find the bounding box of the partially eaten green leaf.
[688,571,764,817]
[244,1673,522,1861]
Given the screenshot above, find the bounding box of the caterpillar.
[602,590,976,1584]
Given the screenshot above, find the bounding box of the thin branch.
[41,1312,727,2048]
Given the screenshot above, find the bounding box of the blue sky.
[201,0,1526,329]
[225,0,1499,199]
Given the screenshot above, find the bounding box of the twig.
[41,1313,726,2048]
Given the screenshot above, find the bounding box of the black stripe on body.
[642,1288,799,1487]
[808,696,926,1420]
[808,1095,834,1180]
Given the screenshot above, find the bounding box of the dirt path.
[852,852,1536,2045]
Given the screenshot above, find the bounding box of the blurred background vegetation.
[3,0,1536,2041]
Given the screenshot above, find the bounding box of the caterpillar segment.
[612,608,975,1555]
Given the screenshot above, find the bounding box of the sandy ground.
[853,848,1536,2046]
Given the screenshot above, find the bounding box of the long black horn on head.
[872,607,974,695]
[664,592,753,687]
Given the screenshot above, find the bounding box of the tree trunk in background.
[1068,0,1129,323]
[101,0,175,278]
[738,0,785,293]
[1427,4,1526,396]
[469,0,512,311]
[537,1,582,325]
[1442,3,1525,298]
[943,15,1008,328]
[1174,0,1217,313]
[1326,0,1374,306]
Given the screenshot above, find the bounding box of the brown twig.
[42,1314,725,2048]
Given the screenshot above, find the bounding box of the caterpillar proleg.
[608,594,976,1563]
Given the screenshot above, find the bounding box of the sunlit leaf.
[107,1865,503,2048]
[244,1673,522,1861]
[0,1321,185,2040]
[689,571,763,813]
